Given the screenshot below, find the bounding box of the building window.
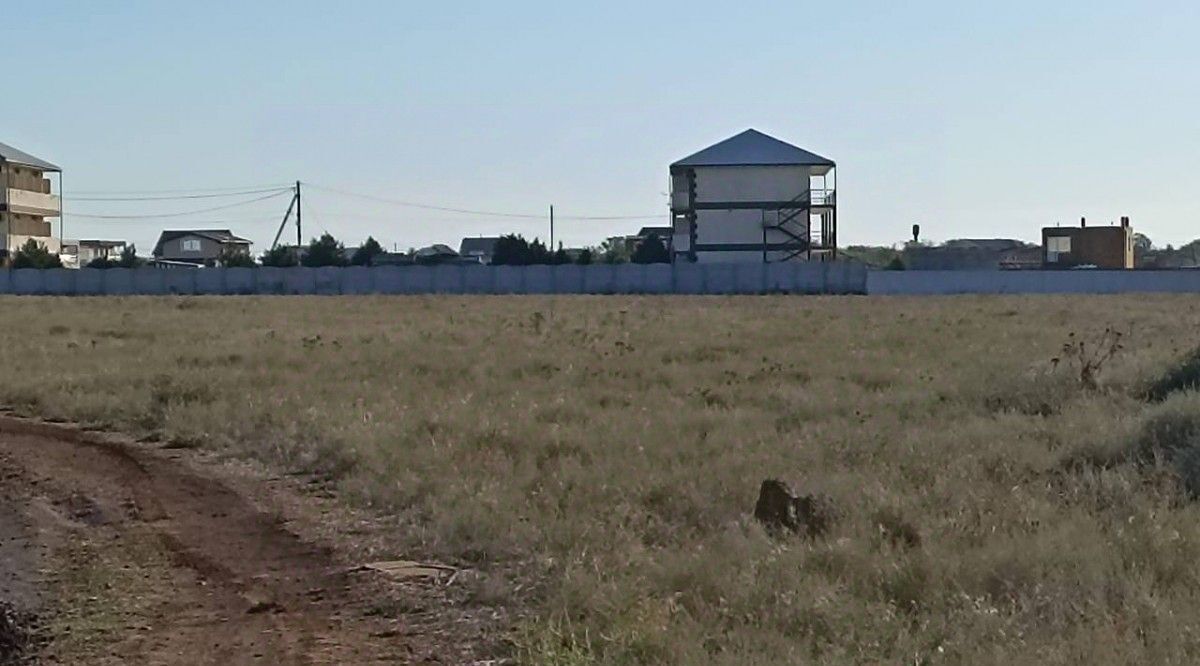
[181,239,202,252]
[1046,236,1071,262]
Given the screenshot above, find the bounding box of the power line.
[65,187,293,202]
[69,190,291,220]
[67,183,293,196]
[305,183,663,221]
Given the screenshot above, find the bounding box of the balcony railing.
[1,188,61,216]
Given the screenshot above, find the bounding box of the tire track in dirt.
[0,416,422,665]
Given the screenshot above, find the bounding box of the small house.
[152,229,252,267]
[1042,218,1133,269]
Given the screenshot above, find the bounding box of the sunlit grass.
[4,294,1200,664]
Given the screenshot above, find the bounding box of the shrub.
[1144,344,1200,402]
[218,246,256,268]
[260,245,298,267]
[631,235,670,264]
[116,244,145,268]
[11,239,61,269]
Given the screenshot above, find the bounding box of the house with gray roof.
[670,129,837,264]
[152,229,251,266]
[459,236,501,264]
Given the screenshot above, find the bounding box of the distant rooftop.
[459,236,500,255]
[671,129,834,169]
[0,141,61,172]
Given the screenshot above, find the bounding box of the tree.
[11,239,61,269]
[115,244,145,268]
[1133,233,1153,255]
[260,245,298,267]
[884,256,906,270]
[600,239,630,264]
[492,234,531,265]
[351,236,384,266]
[575,248,594,265]
[552,243,569,266]
[86,256,116,269]
[528,238,552,265]
[218,246,256,267]
[301,233,348,267]
[631,235,670,264]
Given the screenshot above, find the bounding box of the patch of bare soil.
[0,416,500,665]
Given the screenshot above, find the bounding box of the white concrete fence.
[867,270,1200,295]
[3,265,1200,296]
[0,262,867,296]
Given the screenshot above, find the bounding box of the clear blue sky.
[5,1,1199,253]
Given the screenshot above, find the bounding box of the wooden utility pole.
[295,181,302,246]
[550,205,555,250]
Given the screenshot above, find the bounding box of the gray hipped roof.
[0,141,61,172]
[671,129,834,168]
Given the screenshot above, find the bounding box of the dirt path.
[0,416,484,665]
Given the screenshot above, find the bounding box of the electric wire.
[65,187,293,202]
[68,190,292,220]
[305,183,663,221]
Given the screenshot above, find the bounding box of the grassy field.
[4,294,1200,664]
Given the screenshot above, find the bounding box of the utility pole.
[549,205,555,250]
[295,181,302,247]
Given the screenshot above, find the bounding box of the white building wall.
[692,165,811,203]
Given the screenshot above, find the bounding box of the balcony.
[0,187,61,217]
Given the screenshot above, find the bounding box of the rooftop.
[0,141,61,172]
[152,229,251,256]
[671,129,835,169]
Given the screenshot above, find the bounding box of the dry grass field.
[4,294,1200,664]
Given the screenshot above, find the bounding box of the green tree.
[575,248,594,265]
[12,239,62,269]
[885,256,907,270]
[218,246,256,267]
[116,244,145,268]
[351,236,384,266]
[528,239,552,265]
[301,233,348,267]
[552,243,569,266]
[260,245,298,267]
[86,256,115,269]
[492,234,531,265]
[631,235,670,264]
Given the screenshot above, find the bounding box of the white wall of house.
[678,166,816,263]
[691,165,812,204]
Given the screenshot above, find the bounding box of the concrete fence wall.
[4,265,1200,296]
[868,270,1200,295]
[0,262,868,296]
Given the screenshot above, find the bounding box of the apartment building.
[0,142,62,261]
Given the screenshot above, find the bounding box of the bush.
[575,249,593,266]
[1145,345,1200,402]
[260,245,298,267]
[218,246,256,268]
[116,244,144,268]
[631,235,670,264]
[11,239,61,269]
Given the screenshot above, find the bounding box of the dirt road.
[0,416,483,664]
